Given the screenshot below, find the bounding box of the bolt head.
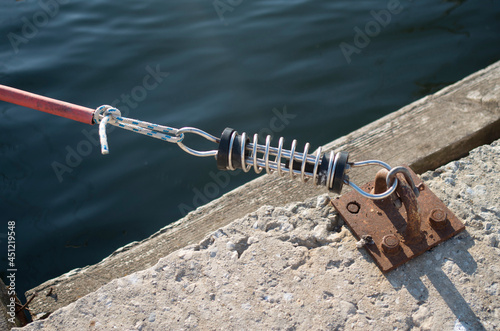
[381,234,401,255]
[429,208,448,229]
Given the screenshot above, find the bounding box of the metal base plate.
[332,166,465,273]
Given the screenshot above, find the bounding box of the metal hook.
[176,127,220,157]
[345,160,399,200]
[386,166,420,198]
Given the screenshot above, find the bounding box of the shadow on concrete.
[385,231,486,331]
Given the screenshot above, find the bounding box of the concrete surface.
[17,139,500,330]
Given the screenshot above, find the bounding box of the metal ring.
[252,134,262,174]
[176,127,220,157]
[240,132,251,172]
[264,135,271,174]
[386,166,420,198]
[301,143,310,182]
[345,160,399,200]
[276,137,284,177]
[313,146,322,185]
[289,139,297,179]
[326,151,335,189]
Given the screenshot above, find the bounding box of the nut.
[381,234,401,255]
[429,208,448,229]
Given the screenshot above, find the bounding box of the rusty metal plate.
[332,166,465,273]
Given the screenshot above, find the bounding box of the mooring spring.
[175,126,399,199]
[216,128,349,194]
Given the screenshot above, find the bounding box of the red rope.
[0,84,95,125]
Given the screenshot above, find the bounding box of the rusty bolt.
[429,208,448,229]
[347,201,360,214]
[381,234,401,255]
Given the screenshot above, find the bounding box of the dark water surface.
[1,0,499,297]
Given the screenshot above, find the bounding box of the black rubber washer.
[216,128,235,170]
[316,154,329,186]
[331,151,349,194]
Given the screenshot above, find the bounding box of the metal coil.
[176,126,400,198]
[217,128,347,192]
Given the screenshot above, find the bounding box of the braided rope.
[94,105,184,155]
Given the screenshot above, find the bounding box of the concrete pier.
[16,138,500,330]
[16,60,500,327]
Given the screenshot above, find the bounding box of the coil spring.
[217,128,348,193]
[175,126,399,199]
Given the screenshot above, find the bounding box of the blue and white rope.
[94,105,184,155]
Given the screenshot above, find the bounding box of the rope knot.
[94,105,122,124]
[95,105,122,155]
[93,104,183,156]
